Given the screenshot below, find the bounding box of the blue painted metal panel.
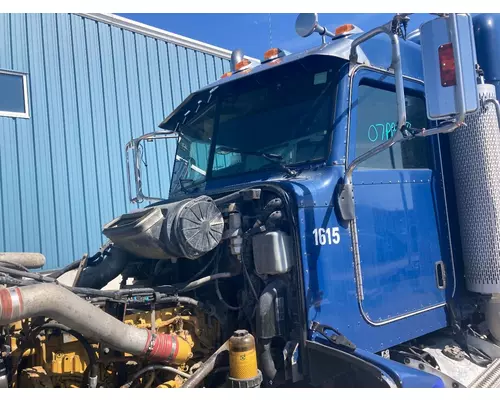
[353,177,446,320]
[55,14,88,258]
[187,54,451,353]
[146,37,172,198]
[156,40,176,180]
[0,13,230,269]
[347,68,448,323]
[10,15,40,254]
[25,13,60,266]
[135,33,160,202]
[190,166,449,352]
[110,25,135,213]
[0,14,23,255]
[70,14,104,256]
[97,22,127,219]
[41,14,75,266]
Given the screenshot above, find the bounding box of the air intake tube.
[0,284,192,364]
[75,246,131,289]
[256,279,287,385]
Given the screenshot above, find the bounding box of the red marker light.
[438,43,456,87]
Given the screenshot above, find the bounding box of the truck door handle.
[435,261,446,289]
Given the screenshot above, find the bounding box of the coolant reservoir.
[448,83,500,294]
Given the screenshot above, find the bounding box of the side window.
[355,82,432,169]
[0,70,29,118]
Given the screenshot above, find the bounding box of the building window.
[355,82,432,169]
[0,70,29,118]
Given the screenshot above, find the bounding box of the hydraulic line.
[0,266,55,283]
[121,364,191,388]
[0,264,234,299]
[181,340,230,388]
[213,249,241,311]
[177,272,236,293]
[0,261,29,272]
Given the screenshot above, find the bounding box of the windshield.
[169,56,340,195]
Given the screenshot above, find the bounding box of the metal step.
[469,358,500,388]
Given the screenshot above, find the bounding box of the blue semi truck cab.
[4,13,500,389]
[112,13,500,388]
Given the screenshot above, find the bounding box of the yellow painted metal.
[7,304,218,387]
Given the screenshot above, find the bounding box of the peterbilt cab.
[122,13,500,387]
[3,13,500,389]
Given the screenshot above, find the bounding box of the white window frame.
[0,69,30,119]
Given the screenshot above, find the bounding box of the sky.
[117,13,434,60]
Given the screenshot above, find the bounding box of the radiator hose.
[75,246,130,289]
[0,283,192,364]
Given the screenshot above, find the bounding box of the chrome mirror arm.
[345,13,468,186]
[338,13,471,221]
[125,130,179,204]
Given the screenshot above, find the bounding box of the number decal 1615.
[312,227,340,246]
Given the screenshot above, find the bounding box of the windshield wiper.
[217,146,297,177]
[179,178,206,194]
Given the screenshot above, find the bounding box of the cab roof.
[159,31,424,131]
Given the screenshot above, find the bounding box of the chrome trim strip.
[360,302,447,327]
[436,134,457,298]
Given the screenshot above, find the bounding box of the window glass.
[0,72,27,116]
[355,83,431,169]
[211,58,337,178]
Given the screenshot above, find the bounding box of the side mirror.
[420,14,479,120]
[295,13,320,37]
[295,13,335,41]
[125,130,179,204]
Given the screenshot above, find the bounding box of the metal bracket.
[310,321,356,351]
[336,183,355,222]
[283,341,303,383]
[402,356,464,388]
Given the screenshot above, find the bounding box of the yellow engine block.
[6,304,219,388]
[123,306,219,360]
[8,320,95,388]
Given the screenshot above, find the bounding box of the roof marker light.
[235,59,251,71]
[335,24,355,36]
[221,71,233,79]
[262,48,290,63]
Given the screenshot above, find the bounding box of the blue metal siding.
[0,13,230,269]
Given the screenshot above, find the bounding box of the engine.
[0,187,301,388]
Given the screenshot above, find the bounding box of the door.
[348,68,449,324]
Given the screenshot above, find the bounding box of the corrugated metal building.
[0,13,238,270]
